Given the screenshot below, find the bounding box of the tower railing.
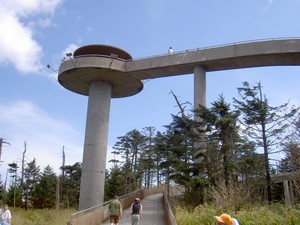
[132,37,300,61]
[69,37,300,65]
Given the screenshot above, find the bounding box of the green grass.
[174,203,300,225]
[10,208,76,225]
[10,203,300,225]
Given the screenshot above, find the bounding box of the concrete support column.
[194,65,206,118]
[194,66,206,164]
[79,80,112,210]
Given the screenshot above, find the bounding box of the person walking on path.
[0,204,12,225]
[214,213,239,225]
[128,198,143,225]
[108,196,123,225]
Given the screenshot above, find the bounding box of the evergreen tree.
[32,165,57,208]
[7,162,21,207]
[208,95,240,188]
[60,162,81,208]
[233,81,299,202]
[4,185,22,207]
[153,131,168,187]
[23,159,40,209]
[141,127,156,188]
[0,175,6,202]
[194,95,253,203]
[279,141,300,173]
[105,166,126,201]
[113,129,146,192]
[163,103,196,192]
[279,116,300,173]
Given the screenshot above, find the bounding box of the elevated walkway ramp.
[102,193,165,225]
[67,187,177,225]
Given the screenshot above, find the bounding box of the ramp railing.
[67,187,164,225]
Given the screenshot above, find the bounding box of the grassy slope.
[174,204,300,225]
[11,208,76,225]
[10,204,300,225]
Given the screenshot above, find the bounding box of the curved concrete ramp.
[102,193,166,225]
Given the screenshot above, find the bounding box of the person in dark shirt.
[127,198,143,225]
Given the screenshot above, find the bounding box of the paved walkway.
[103,193,166,225]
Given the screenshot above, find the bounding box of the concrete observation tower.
[59,45,143,210]
[59,39,300,210]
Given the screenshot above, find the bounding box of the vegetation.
[233,81,299,202]
[10,207,75,225]
[1,81,300,224]
[9,203,300,224]
[174,203,300,225]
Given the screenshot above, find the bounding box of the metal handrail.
[132,37,300,61]
[67,187,165,225]
[68,188,141,220]
[73,54,130,62]
[66,37,300,64]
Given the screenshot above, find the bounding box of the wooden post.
[283,180,291,207]
[56,178,60,210]
[289,180,294,205]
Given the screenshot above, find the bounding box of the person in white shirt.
[168,47,173,55]
[0,204,11,225]
[214,213,239,225]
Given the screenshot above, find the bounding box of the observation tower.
[59,45,143,210]
[59,38,300,210]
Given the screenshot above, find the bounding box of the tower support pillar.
[79,80,112,210]
[194,65,206,112]
[194,66,206,163]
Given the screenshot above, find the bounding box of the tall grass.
[9,203,300,225]
[174,203,300,225]
[11,208,76,225]
[173,182,300,225]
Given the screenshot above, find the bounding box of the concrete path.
[102,193,166,225]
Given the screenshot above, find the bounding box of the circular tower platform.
[58,44,143,98]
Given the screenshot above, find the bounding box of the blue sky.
[1,0,300,183]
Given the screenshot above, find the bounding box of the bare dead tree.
[21,141,26,186]
[0,138,11,162]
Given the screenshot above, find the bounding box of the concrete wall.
[163,192,177,225]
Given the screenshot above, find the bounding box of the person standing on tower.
[168,47,173,55]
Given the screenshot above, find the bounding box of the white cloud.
[40,43,79,86]
[266,0,274,10]
[0,99,116,181]
[62,43,79,58]
[1,0,62,17]
[0,100,83,179]
[0,0,63,74]
[0,11,42,73]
